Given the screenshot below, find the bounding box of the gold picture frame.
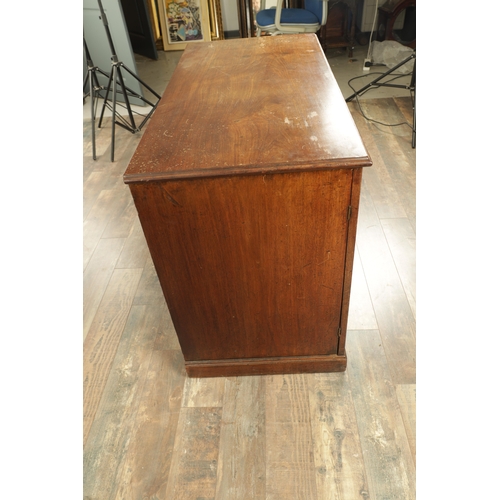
[158,0,223,51]
[208,0,224,40]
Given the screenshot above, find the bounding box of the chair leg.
[257,28,261,36]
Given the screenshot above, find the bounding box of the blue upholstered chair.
[256,0,329,36]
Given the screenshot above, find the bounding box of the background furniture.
[255,0,328,36]
[124,35,372,377]
[377,0,415,48]
[318,0,357,57]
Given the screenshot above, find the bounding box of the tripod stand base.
[97,61,161,162]
[346,53,416,149]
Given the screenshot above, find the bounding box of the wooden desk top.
[124,34,371,183]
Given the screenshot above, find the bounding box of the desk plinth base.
[185,353,347,378]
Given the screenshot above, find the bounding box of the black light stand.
[83,37,110,161]
[95,0,161,161]
[346,52,416,148]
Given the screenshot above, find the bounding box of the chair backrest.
[303,0,328,25]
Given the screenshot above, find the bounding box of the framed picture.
[208,0,224,41]
[159,0,212,51]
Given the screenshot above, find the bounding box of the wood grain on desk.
[124,35,369,184]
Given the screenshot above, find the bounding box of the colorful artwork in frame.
[165,0,205,44]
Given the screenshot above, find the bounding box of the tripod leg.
[90,68,104,160]
[83,72,89,100]
[90,69,97,161]
[412,90,416,149]
[120,63,162,100]
[98,69,113,129]
[111,65,117,162]
[102,64,155,105]
[115,65,137,132]
[114,64,161,131]
[411,62,416,149]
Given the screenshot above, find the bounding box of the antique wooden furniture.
[318,0,357,57]
[124,35,371,377]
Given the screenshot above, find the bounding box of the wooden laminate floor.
[83,96,416,500]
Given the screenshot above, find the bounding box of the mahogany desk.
[124,34,371,377]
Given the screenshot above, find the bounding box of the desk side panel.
[129,169,354,363]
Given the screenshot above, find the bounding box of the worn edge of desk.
[184,353,347,377]
[123,157,372,184]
